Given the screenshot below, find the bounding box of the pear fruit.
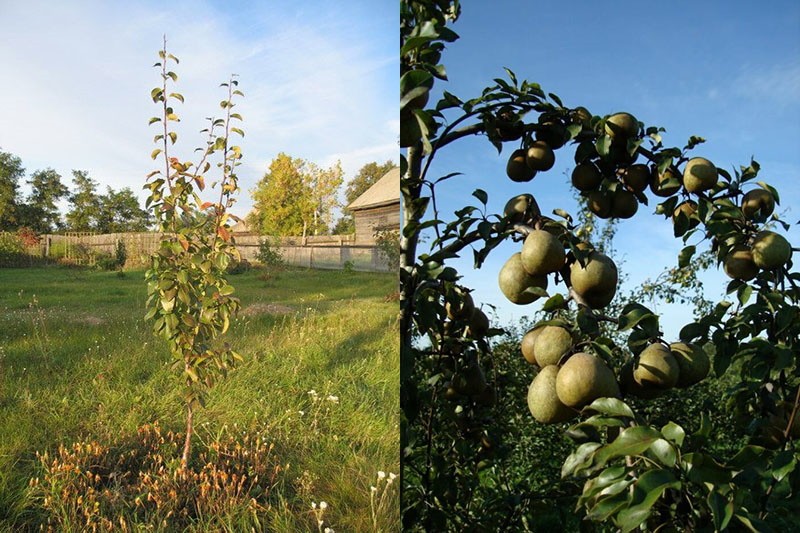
[507,149,536,182]
[610,189,639,219]
[535,120,569,149]
[526,140,556,172]
[741,189,775,220]
[604,112,639,139]
[650,167,682,197]
[569,251,618,308]
[673,200,700,230]
[521,327,544,365]
[466,308,490,338]
[620,360,664,399]
[670,342,710,388]
[751,231,792,270]
[498,252,548,304]
[723,245,758,281]
[620,164,650,193]
[556,352,621,408]
[683,157,718,193]
[533,325,573,367]
[504,193,541,222]
[446,288,474,320]
[570,106,592,128]
[572,162,603,192]
[587,190,612,219]
[528,366,576,424]
[634,343,679,390]
[521,230,566,276]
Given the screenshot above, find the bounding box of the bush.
[256,238,284,267]
[374,229,399,272]
[31,423,283,532]
[114,239,126,269]
[0,232,27,267]
[226,258,252,275]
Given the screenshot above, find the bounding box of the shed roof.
[347,167,400,211]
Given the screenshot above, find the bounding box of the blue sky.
[418,1,800,338]
[0,0,397,217]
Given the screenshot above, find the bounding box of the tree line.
[0,147,395,237]
[0,149,151,234]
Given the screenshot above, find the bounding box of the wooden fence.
[33,232,391,272]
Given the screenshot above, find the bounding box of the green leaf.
[708,491,734,531]
[231,127,245,137]
[168,132,177,145]
[616,469,680,533]
[169,92,184,103]
[648,439,677,468]
[151,148,163,160]
[542,293,566,312]
[583,398,634,419]
[166,71,178,82]
[595,135,611,157]
[561,442,602,478]
[737,284,752,306]
[472,188,488,205]
[594,426,662,468]
[772,450,797,481]
[661,422,685,446]
[148,116,161,125]
[678,245,695,268]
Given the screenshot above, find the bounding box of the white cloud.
[733,60,800,107]
[0,0,397,217]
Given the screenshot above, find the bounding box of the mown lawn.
[0,265,399,531]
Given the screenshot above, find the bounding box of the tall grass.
[0,266,398,531]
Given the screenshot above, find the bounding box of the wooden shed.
[347,167,400,244]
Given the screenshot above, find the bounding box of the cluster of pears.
[619,341,710,400]
[522,325,619,424]
[722,189,792,280]
[503,109,583,182]
[523,327,712,424]
[498,213,619,311]
[440,288,495,406]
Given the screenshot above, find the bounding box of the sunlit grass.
[0,266,399,531]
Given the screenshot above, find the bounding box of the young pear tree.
[401,1,799,531]
[145,41,245,468]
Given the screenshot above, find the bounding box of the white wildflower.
[320,501,328,510]
[378,471,386,480]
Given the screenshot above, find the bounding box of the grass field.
[0,266,399,531]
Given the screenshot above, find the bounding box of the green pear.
[620,164,650,193]
[751,230,792,270]
[521,327,543,365]
[525,140,556,171]
[528,366,576,424]
[503,193,541,222]
[532,326,573,367]
[604,112,638,139]
[723,245,759,281]
[634,343,679,390]
[507,149,536,182]
[741,189,775,220]
[521,230,566,276]
[610,189,638,219]
[498,252,548,304]
[569,251,618,308]
[556,352,620,408]
[683,157,718,193]
[571,162,603,192]
[670,342,710,388]
[650,167,682,197]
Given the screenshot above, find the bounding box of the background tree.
[334,159,396,234]
[96,186,152,233]
[0,150,24,230]
[17,168,69,233]
[65,170,102,231]
[249,153,343,237]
